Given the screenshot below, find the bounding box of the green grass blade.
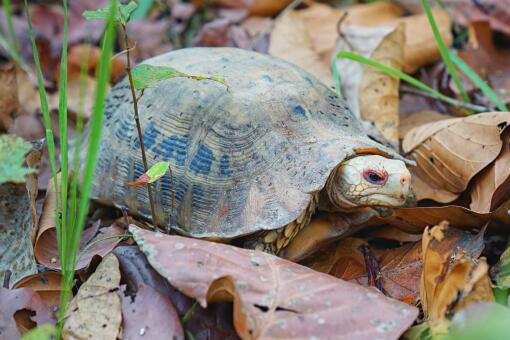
[331,58,342,97]
[131,0,153,20]
[422,0,470,103]
[72,0,117,271]
[335,51,469,109]
[448,50,509,111]
[59,0,69,275]
[24,0,61,258]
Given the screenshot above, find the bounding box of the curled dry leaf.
[120,284,184,340]
[470,130,510,213]
[0,287,55,338]
[35,176,125,269]
[131,226,418,340]
[63,254,122,340]
[192,0,293,16]
[269,10,332,87]
[420,221,493,332]
[13,272,62,311]
[403,112,510,203]
[398,110,450,141]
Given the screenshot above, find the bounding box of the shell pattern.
[86,48,404,238]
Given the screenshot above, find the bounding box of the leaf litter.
[1,0,510,338]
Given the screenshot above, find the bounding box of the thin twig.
[400,84,491,112]
[121,23,158,226]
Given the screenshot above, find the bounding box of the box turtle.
[83,47,412,259]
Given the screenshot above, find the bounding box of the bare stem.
[121,23,158,227]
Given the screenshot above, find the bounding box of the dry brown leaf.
[298,3,450,73]
[0,287,55,338]
[120,284,184,340]
[0,63,19,131]
[131,226,418,339]
[306,239,422,303]
[269,10,332,86]
[359,22,405,146]
[13,272,62,311]
[399,110,450,141]
[193,0,292,16]
[63,254,122,340]
[35,175,124,270]
[403,112,510,203]
[298,2,403,63]
[470,130,510,213]
[420,221,493,329]
[367,225,422,242]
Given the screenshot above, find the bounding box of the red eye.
[363,169,387,185]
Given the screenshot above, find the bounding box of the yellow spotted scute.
[84,47,405,238]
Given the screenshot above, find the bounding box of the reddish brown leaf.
[0,287,55,338]
[126,173,150,187]
[131,226,418,339]
[120,284,184,340]
[13,272,62,311]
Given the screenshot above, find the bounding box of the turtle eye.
[363,169,387,185]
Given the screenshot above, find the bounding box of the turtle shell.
[87,47,405,238]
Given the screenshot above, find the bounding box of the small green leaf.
[83,0,137,25]
[0,135,36,184]
[494,247,510,289]
[132,64,227,90]
[127,161,171,186]
[21,324,57,340]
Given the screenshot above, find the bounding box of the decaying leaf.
[0,287,55,338]
[493,245,510,289]
[13,272,62,311]
[403,112,510,203]
[193,0,293,16]
[63,254,122,340]
[269,10,332,86]
[420,221,493,332]
[399,110,450,141]
[120,284,184,340]
[131,226,418,339]
[0,134,36,184]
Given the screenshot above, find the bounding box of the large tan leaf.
[269,10,332,86]
[193,0,293,16]
[63,254,122,340]
[131,226,418,339]
[402,112,510,203]
[470,130,510,213]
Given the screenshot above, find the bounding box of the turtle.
[82,47,412,260]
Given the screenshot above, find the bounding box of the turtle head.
[330,155,411,209]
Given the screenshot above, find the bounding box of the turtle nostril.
[400,175,410,186]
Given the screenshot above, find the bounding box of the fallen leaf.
[420,221,493,332]
[298,2,403,63]
[114,246,239,340]
[120,284,184,340]
[305,238,422,303]
[192,10,251,49]
[403,112,510,203]
[21,323,57,340]
[13,272,62,311]
[470,129,510,213]
[63,254,122,340]
[0,287,55,338]
[125,19,172,62]
[193,0,293,16]
[131,226,418,339]
[269,10,332,86]
[0,63,18,131]
[367,225,422,242]
[493,245,510,289]
[0,134,36,184]
[444,0,510,36]
[399,110,450,141]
